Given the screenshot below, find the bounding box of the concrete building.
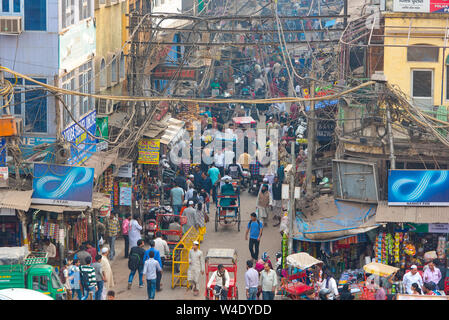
[0,0,97,165]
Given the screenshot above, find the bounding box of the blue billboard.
[388,170,449,206]
[62,110,97,165]
[32,163,94,207]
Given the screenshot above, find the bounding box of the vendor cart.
[359,262,400,300]
[216,182,241,232]
[280,253,323,300]
[204,248,238,300]
[155,213,183,268]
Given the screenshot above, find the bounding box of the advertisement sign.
[393,0,449,12]
[0,167,8,188]
[32,163,94,207]
[388,170,449,206]
[96,117,108,152]
[62,110,97,165]
[428,223,449,233]
[393,0,429,12]
[119,182,132,206]
[138,139,160,164]
[114,163,133,178]
[21,136,56,162]
[152,65,198,81]
[0,138,6,166]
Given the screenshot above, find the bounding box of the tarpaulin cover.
[286,252,323,270]
[363,262,399,277]
[294,197,380,241]
[0,246,29,265]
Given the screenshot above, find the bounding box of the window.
[412,70,432,98]
[62,71,75,126]
[62,0,75,29]
[79,0,91,20]
[79,61,93,116]
[24,0,46,31]
[119,52,125,80]
[407,44,439,62]
[111,56,117,84]
[13,0,19,12]
[100,59,106,88]
[51,271,62,289]
[2,0,9,12]
[32,276,48,292]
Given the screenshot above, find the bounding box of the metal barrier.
[171,226,200,289]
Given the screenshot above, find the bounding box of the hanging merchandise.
[282,232,288,270]
[404,243,416,257]
[394,232,400,263]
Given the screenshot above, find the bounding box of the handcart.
[280,252,323,300]
[204,248,238,300]
[155,213,183,268]
[215,182,241,232]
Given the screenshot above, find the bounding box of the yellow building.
[384,13,449,111]
[94,0,128,114]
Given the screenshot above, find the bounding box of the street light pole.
[288,140,295,254]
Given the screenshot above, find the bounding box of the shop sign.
[152,65,198,81]
[32,163,94,207]
[138,139,160,165]
[113,181,119,206]
[317,120,336,141]
[119,182,132,206]
[21,136,56,163]
[388,170,449,206]
[429,223,449,233]
[0,138,6,166]
[0,167,8,188]
[96,117,109,152]
[114,163,133,178]
[62,110,97,165]
[393,0,449,12]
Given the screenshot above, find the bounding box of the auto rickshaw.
[204,248,238,300]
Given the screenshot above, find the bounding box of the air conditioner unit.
[96,99,113,115]
[0,16,22,35]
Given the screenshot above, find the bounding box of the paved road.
[111,191,283,300]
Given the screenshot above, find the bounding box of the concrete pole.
[288,140,295,254]
[306,77,315,197]
[386,105,396,170]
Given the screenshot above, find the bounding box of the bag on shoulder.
[128,252,141,271]
[80,268,90,289]
[203,211,210,223]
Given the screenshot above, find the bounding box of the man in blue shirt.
[207,165,221,204]
[143,250,162,300]
[245,212,263,261]
[143,240,163,292]
[170,183,184,215]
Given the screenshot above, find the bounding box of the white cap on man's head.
[188,200,194,205]
[411,265,418,269]
[101,247,109,254]
[193,241,199,245]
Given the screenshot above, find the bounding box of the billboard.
[138,139,160,164]
[62,110,97,165]
[388,170,449,206]
[393,0,449,12]
[32,163,94,207]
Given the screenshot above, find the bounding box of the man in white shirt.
[254,78,264,92]
[245,260,259,300]
[403,265,423,294]
[207,264,230,300]
[43,239,56,258]
[214,149,225,175]
[259,263,277,300]
[154,232,170,264]
[320,270,339,299]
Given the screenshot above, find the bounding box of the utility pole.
[288,140,296,254]
[306,74,316,197]
[386,105,396,170]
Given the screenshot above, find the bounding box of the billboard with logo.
[393,0,449,12]
[388,170,449,206]
[32,163,94,207]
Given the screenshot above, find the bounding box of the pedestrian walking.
[170,183,185,215]
[154,232,170,266]
[122,213,131,258]
[245,212,263,261]
[257,184,270,227]
[195,202,206,242]
[403,265,423,294]
[85,242,97,263]
[80,256,97,300]
[143,240,163,292]
[187,241,204,296]
[91,254,105,300]
[207,264,230,300]
[245,260,259,300]
[100,247,115,300]
[423,260,442,290]
[143,250,162,300]
[182,201,197,234]
[259,263,277,300]
[61,258,72,298]
[106,290,115,300]
[128,214,143,249]
[207,165,221,203]
[271,176,283,227]
[128,239,146,289]
[106,211,120,261]
[69,259,82,300]
[74,245,90,265]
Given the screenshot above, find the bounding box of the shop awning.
[29,204,86,213]
[376,201,449,223]
[160,118,185,146]
[82,150,118,179]
[92,192,110,209]
[0,190,33,211]
[143,114,171,139]
[293,196,380,242]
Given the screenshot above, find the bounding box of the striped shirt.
[107,217,120,237]
[80,265,97,287]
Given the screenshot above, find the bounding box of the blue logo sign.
[388,170,449,206]
[32,163,94,207]
[62,110,97,165]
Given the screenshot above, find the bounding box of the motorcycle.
[275,251,283,276]
[241,170,250,190]
[248,175,261,195]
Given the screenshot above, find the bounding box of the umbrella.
[363,262,399,277]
